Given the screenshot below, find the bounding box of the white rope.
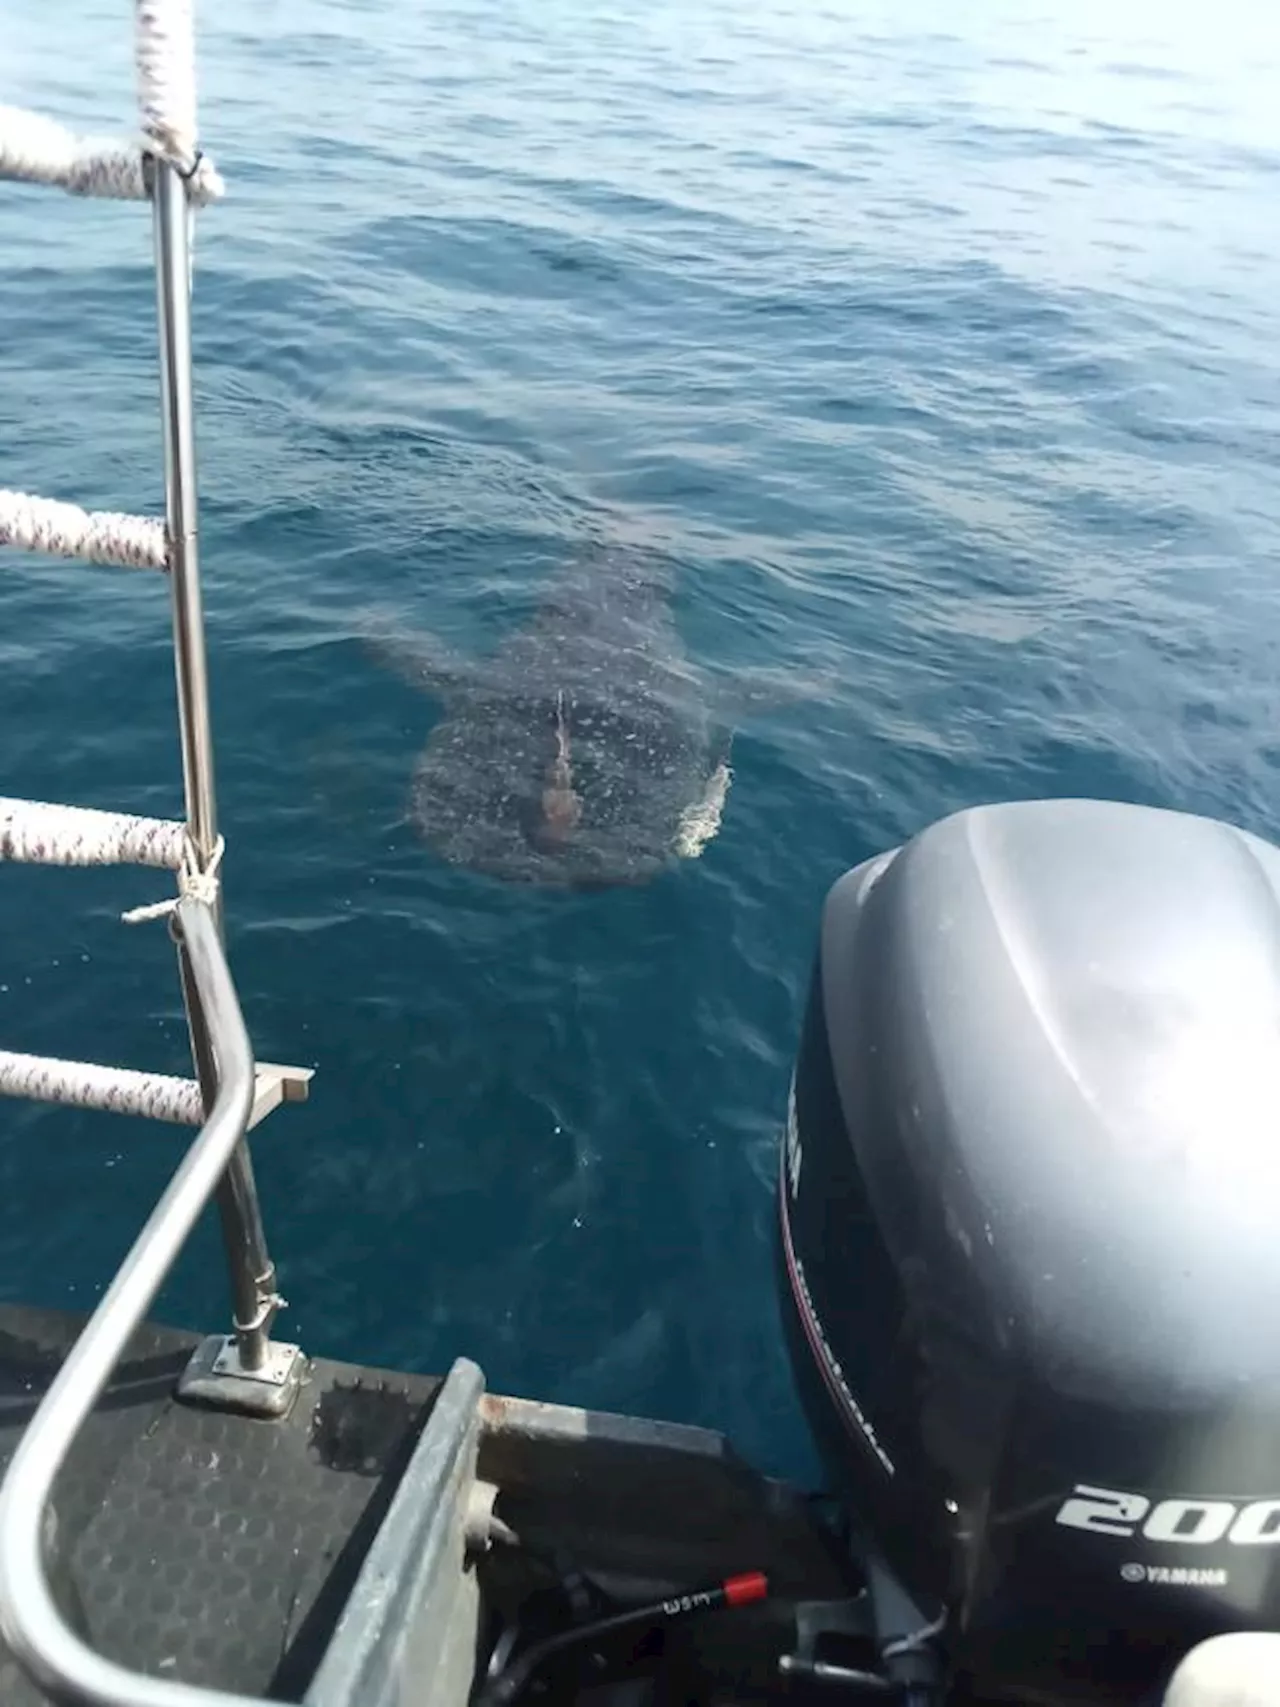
[121,834,224,924]
[0,489,168,571]
[0,1051,203,1124]
[0,0,226,204]
[1,106,148,201]
[135,0,198,169]
[0,106,223,205]
[0,799,187,869]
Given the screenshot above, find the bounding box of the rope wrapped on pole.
[0,1050,314,1128]
[0,1052,203,1124]
[0,106,223,204]
[0,0,227,205]
[0,490,168,571]
[0,800,187,870]
[136,0,201,171]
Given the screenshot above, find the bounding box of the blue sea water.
[2,0,1279,1483]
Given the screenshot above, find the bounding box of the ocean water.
[2,0,1279,1483]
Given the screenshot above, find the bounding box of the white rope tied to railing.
[121,834,224,924]
[136,0,198,170]
[0,0,225,204]
[0,490,168,571]
[0,106,223,205]
[0,1051,203,1124]
[0,799,187,869]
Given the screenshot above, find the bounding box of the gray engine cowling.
[777,798,1280,1702]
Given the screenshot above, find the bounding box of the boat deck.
[0,1304,442,1702]
[0,1304,854,1705]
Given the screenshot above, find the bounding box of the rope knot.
[121,833,224,925]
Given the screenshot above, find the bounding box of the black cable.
[473,1572,768,1707]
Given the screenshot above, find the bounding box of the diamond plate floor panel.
[0,1305,442,1703]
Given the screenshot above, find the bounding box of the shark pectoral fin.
[708,664,829,719]
[356,607,480,699]
[673,756,733,859]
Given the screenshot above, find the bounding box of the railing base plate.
[176,1332,306,1418]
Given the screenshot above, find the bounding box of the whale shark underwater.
[361,544,779,888]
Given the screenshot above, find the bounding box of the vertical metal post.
[152,157,279,1374]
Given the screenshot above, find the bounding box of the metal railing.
[0,899,272,1707]
[150,154,292,1384]
[0,11,309,1387]
[0,6,313,1699]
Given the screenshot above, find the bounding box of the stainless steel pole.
[152,157,279,1373]
[0,901,264,1707]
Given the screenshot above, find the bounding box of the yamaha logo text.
[1121,1563,1229,1588]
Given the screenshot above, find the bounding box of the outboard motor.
[778,799,1280,1704]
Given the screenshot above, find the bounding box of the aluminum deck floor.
[0,1304,443,1704]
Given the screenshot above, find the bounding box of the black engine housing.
[777,799,1280,1703]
